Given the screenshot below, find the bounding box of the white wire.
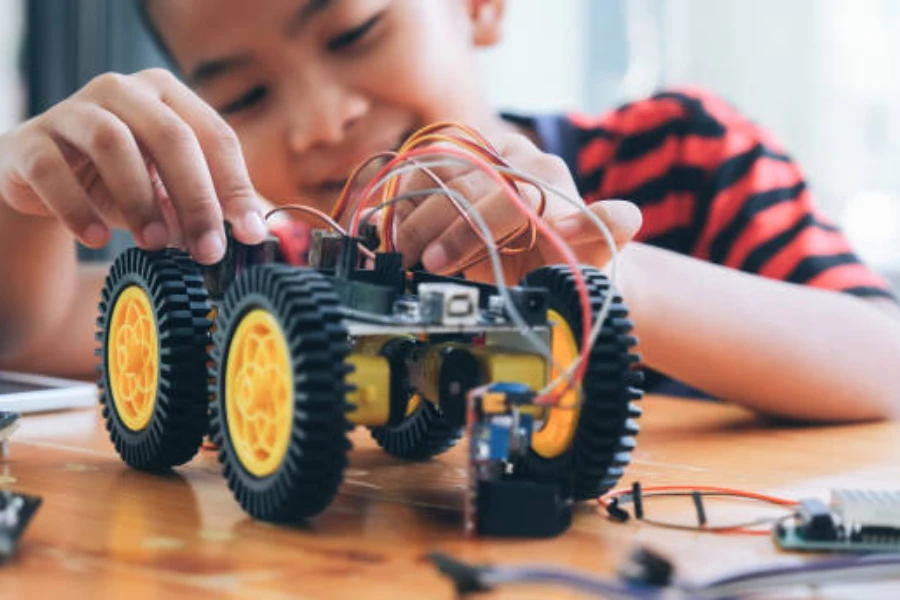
[356,154,623,397]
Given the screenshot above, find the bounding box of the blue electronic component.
[484,413,535,461]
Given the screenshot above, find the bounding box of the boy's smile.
[145,0,507,216]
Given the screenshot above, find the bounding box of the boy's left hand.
[391,130,642,283]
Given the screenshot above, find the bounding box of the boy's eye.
[219,86,269,115]
[327,13,383,52]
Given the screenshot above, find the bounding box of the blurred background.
[1,0,898,289]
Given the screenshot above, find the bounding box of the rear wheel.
[512,265,643,500]
[97,249,211,472]
[210,265,352,521]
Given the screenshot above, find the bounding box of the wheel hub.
[225,309,294,478]
[108,285,159,432]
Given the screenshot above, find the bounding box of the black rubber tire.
[512,265,643,501]
[210,265,352,522]
[370,401,463,461]
[97,248,212,472]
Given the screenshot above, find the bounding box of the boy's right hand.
[0,69,267,264]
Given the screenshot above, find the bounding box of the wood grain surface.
[2,396,899,599]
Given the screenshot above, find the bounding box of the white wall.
[477,0,588,113]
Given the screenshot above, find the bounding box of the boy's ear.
[468,0,505,47]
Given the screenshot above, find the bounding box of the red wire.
[598,485,799,536]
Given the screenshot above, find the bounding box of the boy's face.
[148,0,505,214]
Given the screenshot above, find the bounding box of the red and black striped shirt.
[507,88,895,301]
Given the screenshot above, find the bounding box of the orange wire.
[374,125,548,267]
[599,485,798,508]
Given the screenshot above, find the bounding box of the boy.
[0,0,898,422]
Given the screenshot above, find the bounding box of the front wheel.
[210,265,352,522]
[512,265,643,500]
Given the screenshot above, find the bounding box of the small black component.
[798,498,838,541]
[0,490,42,564]
[373,252,404,292]
[632,482,645,520]
[358,221,381,251]
[427,553,491,594]
[333,279,399,315]
[204,223,280,299]
[308,230,345,270]
[605,498,630,522]
[476,479,572,537]
[506,287,548,326]
[436,347,481,427]
[336,235,361,279]
[618,546,674,588]
[692,491,707,526]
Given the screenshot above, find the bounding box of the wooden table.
[2,396,899,599]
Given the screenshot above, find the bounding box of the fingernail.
[141,222,169,249]
[82,224,110,248]
[603,200,643,231]
[241,211,268,242]
[194,230,226,264]
[422,244,449,272]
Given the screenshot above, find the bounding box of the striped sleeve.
[572,88,896,301]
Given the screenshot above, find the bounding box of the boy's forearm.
[0,200,88,373]
[619,243,900,422]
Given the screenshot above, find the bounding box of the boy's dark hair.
[134,0,177,68]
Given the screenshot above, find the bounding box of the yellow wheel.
[531,309,581,459]
[224,310,294,478]
[212,265,351,522]
[98,249,212,472]
[513,265,643,500]
[108,286,158,432]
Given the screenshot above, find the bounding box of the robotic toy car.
[96,226,642,536]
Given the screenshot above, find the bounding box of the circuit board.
[775,492,900,553]
[776,525,900,553]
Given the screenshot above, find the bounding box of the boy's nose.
[285,81,369,154]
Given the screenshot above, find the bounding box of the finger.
[394,168,494,268]
[421,186,530,273]
[45,102,167,250]
[14,136,110,248]
[392,156,475,224]
[139,69,267,245]
[86,72,225,263]
[549,200,642,252]
[147,161,185,249]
